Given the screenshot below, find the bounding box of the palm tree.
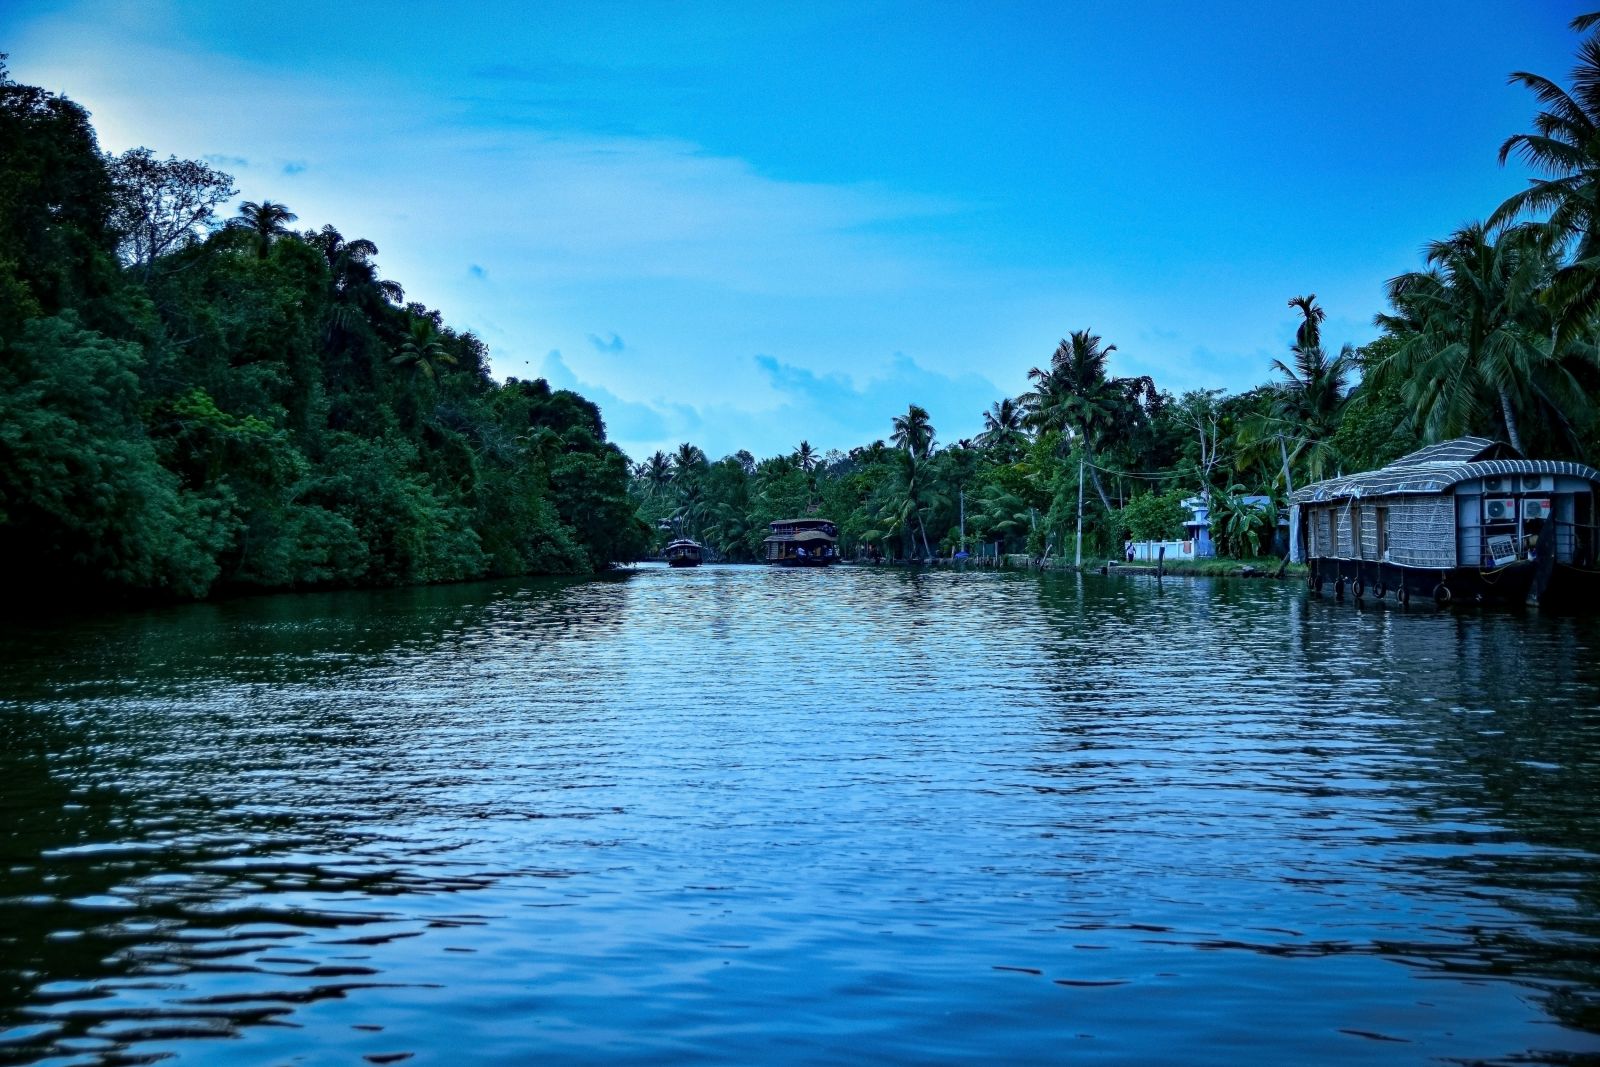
[1021,330,1120,512]
[874,449,942,559]
[1287,294,1326,350]
[1371,223,1574,453]
[1491,14,1600,344]
[977,397,1026,459]
[307,225,404,329]
[890,404,935,459]
[641,451,674,498]
[673,479,710,541]
[969,484,1032,550]
[708,502,758,561]
[1270,342,1355,478]
[672,442,707,481]
[390,318,457,381]
[233,200,297,258]
[795,440,818,473]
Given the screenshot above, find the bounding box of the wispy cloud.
[587,332,625,353]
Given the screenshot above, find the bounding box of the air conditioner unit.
[1483,474,1510,493]
[1522,497,1553,522]
[1483,497,1517,523]
[1520,474,1554,493]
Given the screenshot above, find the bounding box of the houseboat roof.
[1291,437,1600,504]
[769,518,836,527]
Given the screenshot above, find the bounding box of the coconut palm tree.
[1021,330,1120,512]
[795,440,818,473]
[1491,14,1600,344]
[1371,223,1578,453]
[233,199,297,258]
[641,450,673,498]
[874,449,943,559]
[890,404,935,459]
[307,225,404,328]
[390,318,457,381]
[977,397,1026,459]
[672,442,707,480]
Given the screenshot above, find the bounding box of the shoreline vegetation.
[5,12,1600,605]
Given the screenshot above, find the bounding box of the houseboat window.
[1375,507,1388,558]
[1352,506,1364,559]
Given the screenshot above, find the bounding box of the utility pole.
[959,489,966,552]
[1075,454,1085,568]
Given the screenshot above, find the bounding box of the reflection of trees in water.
[1,574,620,696]
[1052,580,1600,1038]
[1354,611,1600,1033]
[0,576,619,1063]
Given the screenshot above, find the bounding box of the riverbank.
[993,554,1306,579]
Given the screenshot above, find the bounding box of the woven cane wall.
[1386,496,1456,568]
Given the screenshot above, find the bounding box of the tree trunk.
[1084,453,1115,514]
[916,513,934,560]
[1499,389,1524,453]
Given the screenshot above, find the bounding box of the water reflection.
[1,567,1599,1064]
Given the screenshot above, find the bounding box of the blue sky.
[8,0,1586,461]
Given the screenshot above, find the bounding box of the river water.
[2,565,1599,1065]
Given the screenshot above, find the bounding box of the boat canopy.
[1291,437,1600,504]
[764,529,834,544]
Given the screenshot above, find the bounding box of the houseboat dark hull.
[1306,556,1600,610]
[770,554,835,568]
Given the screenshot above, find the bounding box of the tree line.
[632,13,1600,564]
[0,56,648,602]
[6,11,1600,599]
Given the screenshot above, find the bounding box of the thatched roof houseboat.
[764,518,838,566]
[663,538,703,567]
[1290,437,1600,607]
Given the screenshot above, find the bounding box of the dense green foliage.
[8,11,1600,599]
[629,14,1600,565]
[0,59,646,601]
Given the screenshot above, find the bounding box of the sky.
[6,0,1589,462]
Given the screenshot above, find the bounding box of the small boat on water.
[1290,436,1600,608]
[663,538,704,568]
[764,518,839,566]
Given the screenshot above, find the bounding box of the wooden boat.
[763,518,839,566]
[1290,437,1600,608]
[663,538,704,568]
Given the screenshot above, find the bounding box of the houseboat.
[663,538,704,567]
[764,518,839,566]
[1290,437,1600,608]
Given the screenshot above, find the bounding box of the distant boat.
[764,518,838,567]
[663,538,704,568]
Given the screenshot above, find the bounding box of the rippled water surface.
[4,566,1600,1065]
